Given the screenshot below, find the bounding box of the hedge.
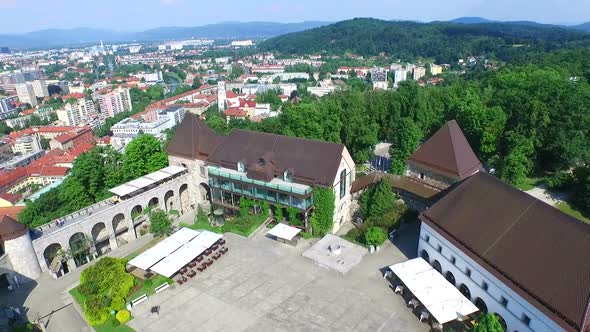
[116,309,131,323]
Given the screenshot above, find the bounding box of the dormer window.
[237,161,245,172]
[284,170,293,182]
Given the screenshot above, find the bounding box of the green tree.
[471,313,505,332]
[571,166,590,217]
[364,226,387,246]
[0,121,11,135]
[122,135,168,180]
[389,117,423,174]
[149,210,172,236]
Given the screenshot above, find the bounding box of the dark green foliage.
[471,313,505,332]
[261,18,590,63]
[19,138,168,228]
[389,117,423,174]
[571,166,590,218]
[360,180,397,220]
[149,210,172,236]
[286,206,300,225]
[273,205,284,222]
[196,206,208,224]
[310,187,335,236]
[256,90,283,111]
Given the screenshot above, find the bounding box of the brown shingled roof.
[420,172,590,332]
[0,214,27,241]
[408,120,482,180]
[166,113,224,160]
[207,129,345,187]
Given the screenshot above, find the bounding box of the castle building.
[167,113,355,233]
[0,212,41,288]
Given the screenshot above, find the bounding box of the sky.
[0,0,588,33]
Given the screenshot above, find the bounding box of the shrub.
[311,186,335,236]
[364,227,387,247]
[143,279,153,289]
[274,205,284,222]
[84,295,110,326]
[149,210,172,236]
[545,171,573,191]
[300,231,313,239]
[110,296,126,311]
[115,309,131,324]
[196,206,208,224]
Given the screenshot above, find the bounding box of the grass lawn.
[181,214,268,237]
[69,287,135,332]
[127,274,174,302]
[515,177,542,191]
[556,201,590,224]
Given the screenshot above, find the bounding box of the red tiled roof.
[0,168,27,188]
[21,108,37,116]
[224,107,248,117]
[52,127,93,144]
[0,193,22,204]
[62,93,86,100]
[225,91,238,99]
[0,206,25,221]
[239,99,256,108]
[26,165,69,177]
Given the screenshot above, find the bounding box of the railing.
[31,173,189,240]
[208,166,312,196]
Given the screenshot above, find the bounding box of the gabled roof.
[408,120,482,180]
[0,214,27,241]
[207,129,344,187]
[421,172,590,332]
[167,113,224,160]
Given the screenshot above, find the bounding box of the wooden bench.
[131,294,148,308]
[154,282,170,294]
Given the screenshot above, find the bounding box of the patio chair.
[394,285,404,294]
[178,280,184,285]
[196,256,203,262]
[212,244,219,251]
[151,306,160,316]
[408,298,420,309]
[420,310,430,322]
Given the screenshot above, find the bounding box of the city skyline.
[0,0,588,34]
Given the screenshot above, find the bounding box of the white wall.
[418,223,567,332]
[331,147,355,233]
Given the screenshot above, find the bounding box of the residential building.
[49,127,95,150]
[167,113,356,233]
[418,172,590,332]
[0,150,45,170]
[15,83,37,107]
[251,65,285,74]
[371,67,389,90]
[231,40,254,47]
[430,64,443,76]
[57,97,96,126]
[110,117,174,149]
[0,142,13,164]
[31,80,49,98]
[156,105,186,127]
[393,68,407,87]
[98,87,132,118]
[5,107,54,129]
[9,126,76,140]
[11,135,42,155]
[413,66,426,80]
[0,96,18,119]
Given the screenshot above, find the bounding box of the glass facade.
[208,166,314,211]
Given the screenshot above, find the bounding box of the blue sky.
[0,0,587,33]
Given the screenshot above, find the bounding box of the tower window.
[284,170,293,183]
[237,161,245,173]
[339,169,347,198]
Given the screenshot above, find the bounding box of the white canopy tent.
[267,223,302,241]
[128,228,200,271]
[150,230,223,278]
[389,258,479,324]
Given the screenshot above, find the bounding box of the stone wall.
[406,162,456,190]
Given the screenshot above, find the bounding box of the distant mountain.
[0,21,330,50]
[450,17,495,24]
[260,18,590,63]
[450,16,590,32]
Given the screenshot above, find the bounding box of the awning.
[128,228,200,271]
[150,230,223,278]
[267,223,301,241]
[389,258,479,324]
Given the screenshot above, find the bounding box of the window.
[482,281,488,291]
[437,245,442,253]
[339,169,346,199]
[450,256,456,265]
[284,170,293,183]
[500,296,508,307]
[237,161,245,173]
[522,314,530,326]
[465,268,472,277]
[425,234,430,242]
[200,166,206,176]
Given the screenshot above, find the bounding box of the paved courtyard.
[129,224,428,332]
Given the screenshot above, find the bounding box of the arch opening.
[69,232,93,268]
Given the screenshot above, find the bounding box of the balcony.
[208,166,312,196]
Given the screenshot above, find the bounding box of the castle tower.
[0,215,41,284]
[217,81,227,111]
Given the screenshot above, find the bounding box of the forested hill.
[260,18,590,63]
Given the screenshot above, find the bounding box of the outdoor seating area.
[387,258,479,331]
[128,228,227,286]
[174,239,228,285]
